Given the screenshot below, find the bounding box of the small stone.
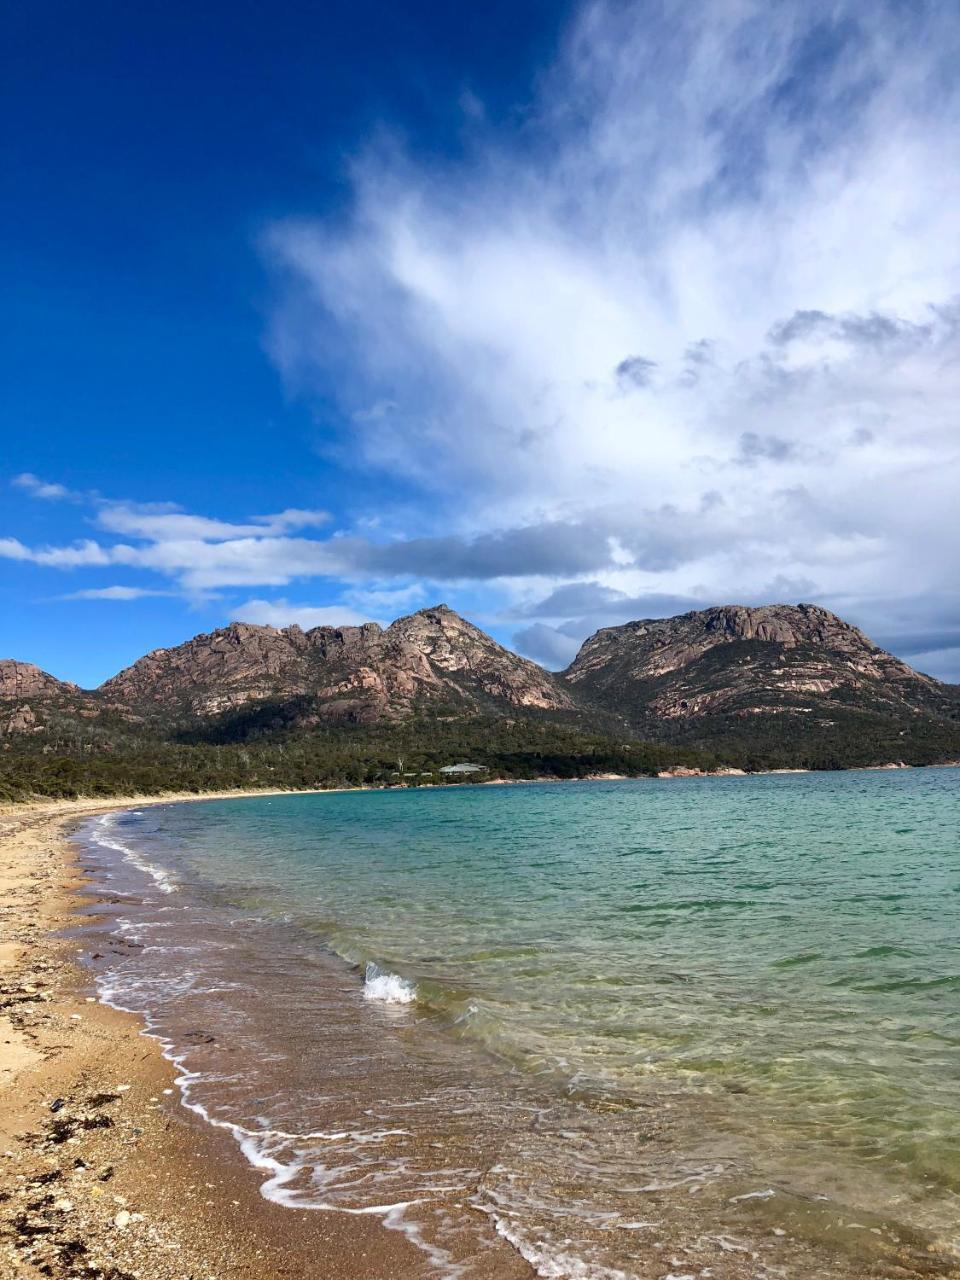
[53,1198,74,1212]
[114,1209,131,1229]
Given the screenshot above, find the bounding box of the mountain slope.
[563,603,960,762]
[98,605,576,724]
[0,661,90,735]
[3,603,959,771]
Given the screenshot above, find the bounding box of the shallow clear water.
[78,770,960,1278]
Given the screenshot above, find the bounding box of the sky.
[3,0,959,688]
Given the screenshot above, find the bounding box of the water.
[76,770,960,1278]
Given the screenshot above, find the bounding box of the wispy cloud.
[12,473,74,501]
[59,586,177,601]
[262,0,960,677]
[231,599,373,629]
[6,1,960,682]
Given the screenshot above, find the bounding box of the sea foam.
[363,961,417,1004]
[86,813,179,894]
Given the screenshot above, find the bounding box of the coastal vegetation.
[1,703,957,803]
[0,716,713,802]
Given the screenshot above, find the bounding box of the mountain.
[0,660,77,702]
[0,661,89,736]
[2,604,959,780]
[562,603,960,761]
[98,605,576,724]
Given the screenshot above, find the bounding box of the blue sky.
[4,0,960,687]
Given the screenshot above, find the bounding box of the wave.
[363,961,417,1004]
[94,968,470,1277]
[84,813,179,895]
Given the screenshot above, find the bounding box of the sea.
[73,769,960,1279]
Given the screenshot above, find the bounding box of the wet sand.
[4,787,959,1280]
[0,794,532,1279]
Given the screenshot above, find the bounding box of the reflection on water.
[78,771,960,1278]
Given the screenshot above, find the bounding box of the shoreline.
[0,796,531,1278]
[3,770,957,1276]
[3,751,956,823]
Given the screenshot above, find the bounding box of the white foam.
[490,1213,635,1280]
[85,813,179,894]
[363,962,417,1005]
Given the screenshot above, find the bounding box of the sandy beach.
[0,792,532,1279]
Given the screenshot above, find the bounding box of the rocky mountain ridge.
[0,660,78,701]
[97,605,575,723]
[2,604,958,764]
[562,603,958,743]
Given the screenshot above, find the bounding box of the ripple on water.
[78,770,960,1278]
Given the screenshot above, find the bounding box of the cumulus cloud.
[262,0,960,660]
[0,492,633,589]
[508,582,709,668]
[901,647,960,684]
[511,582,703,620]
[231,599,373,629]
[95,505,330,541]
[512,623,584,669]
[615,355,658,389]
[736,432,796,465]
[6,1,960,677]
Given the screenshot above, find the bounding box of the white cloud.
[902,648,960,684]
[60,586,175,601]
[265,0,960,638]
[95,504,331,542]
[6,2,960,675]
[12,473,74,500]
[344,582,427,614]
[231,598,373,629]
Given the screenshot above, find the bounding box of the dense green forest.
[2,697,957,803]
[0,715,715,802]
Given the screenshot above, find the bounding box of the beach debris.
[113,1208,131,1228]
[87,1091,122,1108]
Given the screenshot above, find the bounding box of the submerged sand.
[0,793,531,1279]
[4,786,959,1280]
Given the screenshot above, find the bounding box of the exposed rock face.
[0,661,77,702]
[4,604,958,758]
[563,604,956,728]
[0,661,83,736]
[98,606,575,722]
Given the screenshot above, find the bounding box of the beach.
[3,777,959,1280]
[0,793,531,1279]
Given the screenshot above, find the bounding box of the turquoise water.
[81,769,960,1278]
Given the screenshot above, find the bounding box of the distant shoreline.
[4,756,959,818]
